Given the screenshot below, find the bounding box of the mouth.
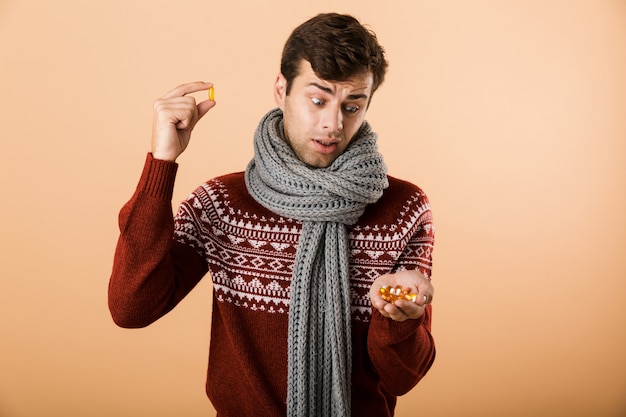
[312,138,340,154]
[315,139,338,146]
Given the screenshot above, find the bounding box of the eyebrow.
[309,82,369,100]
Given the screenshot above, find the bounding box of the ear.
[274,73,287,110]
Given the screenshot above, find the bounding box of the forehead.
[295,60,373,92]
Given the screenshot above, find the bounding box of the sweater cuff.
[370,308,425,345]
[137,153,179,200]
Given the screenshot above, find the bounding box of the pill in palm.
[378,285,418,303]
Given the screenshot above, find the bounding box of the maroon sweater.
[109,154,436,417]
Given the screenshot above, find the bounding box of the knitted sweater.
[109,153,436,417]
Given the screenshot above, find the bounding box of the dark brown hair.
[280,13,388,95]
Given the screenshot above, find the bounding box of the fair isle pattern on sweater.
[173,173,434,322]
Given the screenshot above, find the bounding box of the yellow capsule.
[378,285,420,303]
[378,286,392,302]
[208,86,215,101]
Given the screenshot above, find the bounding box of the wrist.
[151,149,179,162]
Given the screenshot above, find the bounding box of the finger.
[395,299,423,315]
[162,81,214,99]
[172,107,198,130]
[196,99,216,120]
[376,307,392,319]
[383,303,412,322]
[411,293,432,307]
[419,287,434,305]
[370,288,390,308]
[414,279,434,305]
[153,96,198,116]
[153,98,200,131]
[371,297,389,313]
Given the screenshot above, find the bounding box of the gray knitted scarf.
[245,108,388,417]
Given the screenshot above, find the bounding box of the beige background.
[1,0,625,416]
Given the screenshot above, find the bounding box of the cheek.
[291,108,316,134]
[344,117,365,139]
[284,98,309,127]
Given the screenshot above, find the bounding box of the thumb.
[196,99,216,121]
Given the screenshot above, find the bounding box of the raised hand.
[151,81,215,161]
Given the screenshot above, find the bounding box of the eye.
[312,97,325,106]
[343,104,360,114]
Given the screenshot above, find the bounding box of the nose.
[320,104,343,133]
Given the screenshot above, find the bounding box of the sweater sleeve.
[108,153,208,328]
[367,303,435,395]
[366,197,436,396]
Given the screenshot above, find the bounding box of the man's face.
[274,60,374,168]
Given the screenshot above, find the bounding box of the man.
[109,13,435,417]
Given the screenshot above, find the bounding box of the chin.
[303,158,332,169]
